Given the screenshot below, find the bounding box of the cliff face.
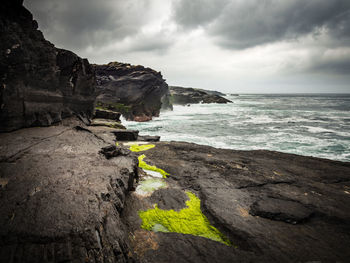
[95,62,172,122]
[0,0,96,132]
[169,86,232,105]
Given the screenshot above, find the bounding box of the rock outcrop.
[0,0,96,132]
[125,142,350,262]
[0,118,138,262]
[169,86,232,105]
[95,62,172,122]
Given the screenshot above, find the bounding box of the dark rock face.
[169,86,232,105]
[95,62,171,122]
[125,142,350,262]
[0,118,138,262]
[0,0,95,132]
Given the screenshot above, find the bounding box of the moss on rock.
[130,144,156,152]
[139,192,232,246]
[138,154,169,178]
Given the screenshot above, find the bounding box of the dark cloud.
[173,0,350,49]
[173,0,229,28]
[24,0,158,51]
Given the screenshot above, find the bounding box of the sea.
[123,94,350,162]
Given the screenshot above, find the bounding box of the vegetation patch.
[139,192,232,246]
[138,154,169,178]
[96,101,131,113]
[130,144,156,152]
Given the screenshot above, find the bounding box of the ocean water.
[123,94,350,162]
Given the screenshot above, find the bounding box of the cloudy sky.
[25,0,350,93]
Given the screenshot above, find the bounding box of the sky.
[24,0,350,93]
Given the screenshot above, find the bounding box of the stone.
[94,108,121,121]
[99,145,130,159]
[112,130,139,141]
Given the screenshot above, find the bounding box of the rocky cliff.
[169,86,232,105]
[0,0,96,132]
[95,62,172,122]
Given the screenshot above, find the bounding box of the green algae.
[139,192,232,246]
[138,154,169,178]
[129,144,155,152]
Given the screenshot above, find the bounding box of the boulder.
[94,62,172,122]
[169,86,232,105]
[0,0,96,132]
[94,108,121,121]
[112,130,139,141]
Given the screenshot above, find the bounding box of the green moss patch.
[139,192,232,246]
[130,144,155,152]
[138,154,169,178]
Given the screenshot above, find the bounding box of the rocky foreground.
[1,120,349,262]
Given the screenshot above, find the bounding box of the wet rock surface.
[169,86,232,105]
[94,62,171,122]
[0,0,96,132]
[0,118,138,262]
[125,141,350,262]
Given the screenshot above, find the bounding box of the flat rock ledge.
[1,126,350,262]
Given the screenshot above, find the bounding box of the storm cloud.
[174,0,350,49]
[24,0,350,92]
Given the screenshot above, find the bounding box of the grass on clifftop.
[129,144,155,152]
[139,192,232,246]
[138,154,169,178]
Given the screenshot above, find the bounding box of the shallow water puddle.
[139,192,232,246]
[135,176,167,197]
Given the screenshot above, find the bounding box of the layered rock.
[94,62,171,122]
[169,86,232,105]
[0,0,95,132]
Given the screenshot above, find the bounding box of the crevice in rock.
[236,180,295,189]
[0,128,71,163]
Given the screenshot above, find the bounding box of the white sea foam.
[125,94,350,162]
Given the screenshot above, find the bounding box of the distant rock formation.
[94,62,172,122]
[169,86,232,105]
[0,0,96,132]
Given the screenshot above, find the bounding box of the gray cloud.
[308,52,350,75]
[173,0,229,28]
[173,0,350,49]
[24,0,159,51]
